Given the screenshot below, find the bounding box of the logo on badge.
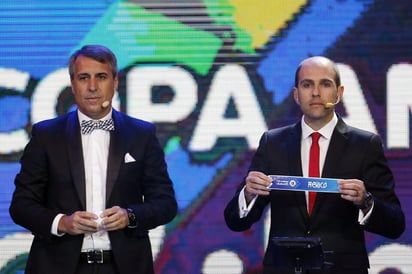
[289,180,297,188]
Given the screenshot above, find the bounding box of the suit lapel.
[322,118,349,178]
[311,118,349,217]
[287,123,303,176]
[66,112,87,210]
[106,110,128,201]
[286,123,308,220]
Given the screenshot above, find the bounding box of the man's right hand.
[244,171,272,203]
[58,211,99,235]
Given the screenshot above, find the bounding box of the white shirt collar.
[77,109,113,123]
[301,113,338,140]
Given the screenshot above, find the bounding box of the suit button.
[306,230,311,236]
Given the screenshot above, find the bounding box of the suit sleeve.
[224,132,271,231]
[130,126,178,232]
[9,125,58,238]
[361,134,405,239]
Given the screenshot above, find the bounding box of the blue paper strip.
[268,175,340,193]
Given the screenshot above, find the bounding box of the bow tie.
[81,119,115,134]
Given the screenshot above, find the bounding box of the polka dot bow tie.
[81,119,115,135]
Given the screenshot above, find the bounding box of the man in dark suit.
[9,45,177,274]
[224,56,405,274]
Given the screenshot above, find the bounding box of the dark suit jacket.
[224,117,405,273]
[9,109,177,274]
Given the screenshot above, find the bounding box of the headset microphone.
[101,100,110,108]
[325,96,340,109]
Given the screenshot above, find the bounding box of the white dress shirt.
[51,109,112,251]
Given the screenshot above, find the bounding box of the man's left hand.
[100,206,129,231]
[338,179,367,206]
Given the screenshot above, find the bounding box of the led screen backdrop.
[1,0,412,273]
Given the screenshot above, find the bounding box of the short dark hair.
[294,57,341,88]
[68,45,118,79]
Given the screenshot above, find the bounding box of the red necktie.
[308,132,321,216]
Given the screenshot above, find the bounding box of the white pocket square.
[124,152,136,163]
